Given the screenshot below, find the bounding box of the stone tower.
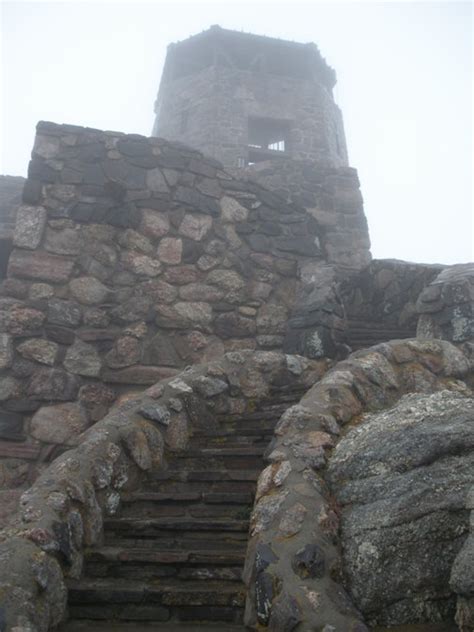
[152,25,348,168]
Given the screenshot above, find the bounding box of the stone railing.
[243,338,474,631]
[0,350,326,631]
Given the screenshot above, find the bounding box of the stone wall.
[0,121,365,495]
[0,350,324,631]
[417,263,474,344]
[154,26,348,168]
[341,258,444,350]
[239,158,371,273]
[243,338,474,631]
[236,159,371,360]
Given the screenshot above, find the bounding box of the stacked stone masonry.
[154,26,348,169]
[244,338,474,632]
[0,350,325,631]
[0,121,370,501]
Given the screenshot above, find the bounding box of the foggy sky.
[1,1,472,265]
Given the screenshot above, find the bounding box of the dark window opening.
[247,117,290,164]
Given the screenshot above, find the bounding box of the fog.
[1,0,472,264]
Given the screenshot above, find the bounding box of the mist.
[1,0,472,264]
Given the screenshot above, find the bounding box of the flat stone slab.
[58,623,246,632]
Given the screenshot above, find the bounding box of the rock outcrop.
[329,389,474,627]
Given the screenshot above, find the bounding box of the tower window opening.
[247,117,290,163]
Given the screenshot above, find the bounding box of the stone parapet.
[243,338,474,631]
[417,262,474,343]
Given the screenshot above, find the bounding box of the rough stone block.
[17,338,58,365]
[12,205,47,249]
[27,368,80,401]
[30,402,89,445]
[8,249,74,282]
[0,334,13,369]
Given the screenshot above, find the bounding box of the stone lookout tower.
[152,25,348,168]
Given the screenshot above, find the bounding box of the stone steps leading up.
[347,320,415,351]
[62,399,295,627]
[67,577,246,623]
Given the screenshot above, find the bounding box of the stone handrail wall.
[1,120,360,494]
[243,338,474,631]
[0,350,326,631]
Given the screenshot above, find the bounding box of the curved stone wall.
[243,338,474,631]
[0,350,325,631]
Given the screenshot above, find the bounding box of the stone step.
[104,533,249,550]
[85,547,245,582]
[67,604,243,624]
[117,500,251,520]
[176,446,266,457]
[122,490,253,504]
[166,455,263,471]
[87,561,244,583]
[193,421,277,436]
[149,469,261,483]
[88,545,246,563]
[188,430,273,450]
[59,621,246,631]
[68,577,246,606]
[143,479,256,496]
[104,517,250,537]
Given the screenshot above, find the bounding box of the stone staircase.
[347,319,416,351]
[60,392,301,630]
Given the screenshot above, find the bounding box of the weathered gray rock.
[0,333,13,369]
[221,196,249,222]
[69,277,110,305]
[157,237,182,264]
[27,368,80,401]
[146,168,169,193]
[140,209,170,239]
[64,340,102,377]
[178,213,212,241]
[44,225,82,255]
[17,339,58,366]
[328,390,474,627]
[8,306,45,336]
[105,336,141,368]
[47,299,82,327]
[174,302,213,329]
[121,251,161,277]
[13,205,47,249]
[30,403,89,445]
[292,543,326,579]
[192,375,228,398]
[139,402,171,426]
